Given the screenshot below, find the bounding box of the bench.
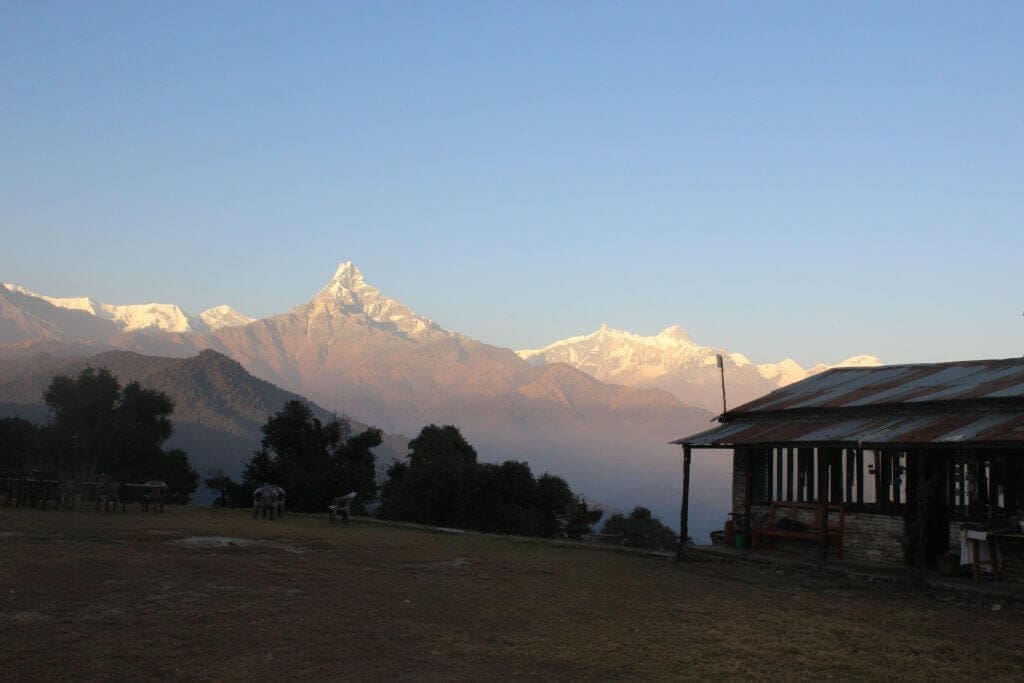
[753,502,845,559]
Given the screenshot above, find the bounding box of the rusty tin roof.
[674,357,1024,448]
[673,412,1024,448]
[733,357,1024,415]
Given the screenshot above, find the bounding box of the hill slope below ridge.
[518,324,881,412]
[0,349,410,484]
[1,263,725,538]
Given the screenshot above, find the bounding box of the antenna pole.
[716,353,727,415]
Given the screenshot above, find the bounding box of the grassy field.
[2,506,1023,680]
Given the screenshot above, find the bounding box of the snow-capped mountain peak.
[330,260,365,287]
[308,260,440,338]
[3,284,102,316]
[756,358,807,386]
[3,283,201,333]
[199,305,254,330]
[106,303,195,333]
[808,354,883,376]
[656,325,695,345]
[519,324,881,412]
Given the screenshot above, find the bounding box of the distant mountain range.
[519,325,881,412]
[1,264,723,537]
[1,283,253,335]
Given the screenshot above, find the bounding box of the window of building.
[750,446,908,511]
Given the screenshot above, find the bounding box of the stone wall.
[749,504,906,567]
[732,450,905,568]
[842,512,905,567]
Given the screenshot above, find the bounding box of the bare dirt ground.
[2,507,1023,680]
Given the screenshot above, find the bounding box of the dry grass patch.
[1,506,1023,680]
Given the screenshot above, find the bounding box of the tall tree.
[41,367,198,502]
[533,473,603,539]
[204,469,249,508]
[601,506,677,551]
[379,426,602,539]
[43,367,120,480]
[334,425,382,515]
[243,400,379,513]
[395,424,479,528]
[0,417,37,472]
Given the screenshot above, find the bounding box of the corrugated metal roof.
[734,357,1024,415]
[673,411,1024,448]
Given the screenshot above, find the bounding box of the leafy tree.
[203,469,250,507]
[335,425,382,515]
[601,506,677,551]
[564,496,604,540]
[43,367,120,480]
[107,381,175,483]
[471,461,539,535]
[159,448,200,504]
[243,400,380,513]
[378,459,411,520]
[383,424,479,528]
[536,473,574,537]
[243,449,279,492]
[0,417,37,472]
[379,426,603,540]
[40,368,198,501]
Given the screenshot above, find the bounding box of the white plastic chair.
[329,492,357,525]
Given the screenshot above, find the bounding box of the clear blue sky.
[2,2,1022,367]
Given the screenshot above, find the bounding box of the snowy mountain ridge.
[518,324,880,410]
[1,283,252,334]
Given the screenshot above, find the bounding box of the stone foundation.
[749,505,906,567]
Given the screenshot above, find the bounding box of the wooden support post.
[855,447,864,506]
[976,452,988,517]
[775,448,783,502]
[913,450,927,583]
[873,450,882,507]
[880,450,892,512]
[797,448,811,502]
[677,445,692,562]
[743,449,752,536]
[786,447,794,502]
[829,448,843,503]
[817,449,829,565]
[895,452,904,507]
[989,457,999,514]
[946,455,955,516]
[1006,457,1021,516]
[845,448,854,504]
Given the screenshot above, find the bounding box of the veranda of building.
[673,358,1024,579]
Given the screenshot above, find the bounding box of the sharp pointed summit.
[317,261,369,300]
[308,260,440,339]
[331,260,364,285]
